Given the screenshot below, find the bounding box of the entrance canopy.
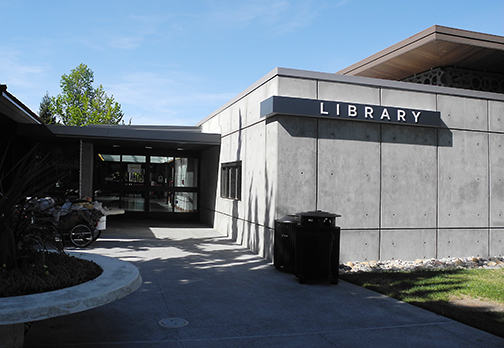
[17,123,221,219]
[33,124,221,152]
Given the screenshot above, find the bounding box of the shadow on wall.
[245,172,273,257]
[226,110,274,258]
[230,111,243,242]
[273,116,452,147]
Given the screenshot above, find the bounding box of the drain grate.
[158,318,189,328]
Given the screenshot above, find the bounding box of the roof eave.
[0,85,42,125]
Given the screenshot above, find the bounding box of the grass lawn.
[339,268,504,338]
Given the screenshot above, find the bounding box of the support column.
[80,140,94,199]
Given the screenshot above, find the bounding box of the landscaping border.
[0,252,141,347]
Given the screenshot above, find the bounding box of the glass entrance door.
[122,155,147,212]
[149,156,174,213]
[95,153,198,217]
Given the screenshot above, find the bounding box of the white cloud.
[110,36,144,50]
[203,0,334,36]
[0,48,50,87]
[0,47,57,113]
[106,70,236,125]
[102,13,178,50]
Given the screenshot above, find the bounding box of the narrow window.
[221,161,241,200]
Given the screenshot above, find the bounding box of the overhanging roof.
[20,124,221,152]
[0,85,42,124]
[337,25,504,81]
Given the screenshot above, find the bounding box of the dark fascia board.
[46,125,221,145]
[82,124,204,132]
[0,85,43,125]
[196,66,504,126]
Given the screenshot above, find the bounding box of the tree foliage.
[39,92,56,124]
[46,64,125,126]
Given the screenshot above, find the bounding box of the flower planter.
[0,252,142,348]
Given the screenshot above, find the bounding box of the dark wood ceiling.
[338,26,504,81]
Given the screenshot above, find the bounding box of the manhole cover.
[158,318,189,328]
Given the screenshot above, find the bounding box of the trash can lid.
[296,210,341,218]
[276,215,300,223]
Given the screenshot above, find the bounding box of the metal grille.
[402,67,504,94]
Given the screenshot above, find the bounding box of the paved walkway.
[24,219,504,347]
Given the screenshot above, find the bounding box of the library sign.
[260,96,441,127]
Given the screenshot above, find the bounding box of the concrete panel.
[233,215,247,245]
[228,101,246,135]
[213,211,233,239]
[220,127,243,164]
[266,119,279,221]
[381,88,437,111]
[318,81,380,105]
[243,123,274,228]
[278,76,317,99]
[438,129,488,227]
[380,229,437,261]
[381,125,437,229]
[490,133,504,226]
[276,116,317,217]
[217,105,234,136]
[490,229,504,256]
[218,131,232,164]
[241,221,274,260]
[243,77,278,127]
[216,98,248,136]
[489,100,504,133]
[215,131,244,220]
[437,229,488,258]
[437,95,487,131]
[340,230,379,262]
[264,226,274,261]
[317,119,380,229]
[200,113,221,134]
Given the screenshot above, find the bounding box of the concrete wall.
[199,76,278,259]
[199,68,504,263]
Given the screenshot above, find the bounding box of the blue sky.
[1,0,503,126]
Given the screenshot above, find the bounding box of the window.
[221,161,241,200]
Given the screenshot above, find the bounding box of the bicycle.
[25,197,103,248]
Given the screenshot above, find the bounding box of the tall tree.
[48,64,125,126]
[39,91,56,124]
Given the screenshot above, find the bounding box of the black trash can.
[294,210,341,284]
[274,215,300,272]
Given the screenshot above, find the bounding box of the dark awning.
[19,124,221,152]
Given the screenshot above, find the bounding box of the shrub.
[0,140,64,270]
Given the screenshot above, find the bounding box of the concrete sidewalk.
[24,219,504,347]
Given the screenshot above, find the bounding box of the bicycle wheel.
[69,224,93,247]
[92,228,102,241]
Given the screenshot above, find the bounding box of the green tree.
[48,64,125,126]
[39,91,56,124]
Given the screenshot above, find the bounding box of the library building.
[2,25,504,263]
